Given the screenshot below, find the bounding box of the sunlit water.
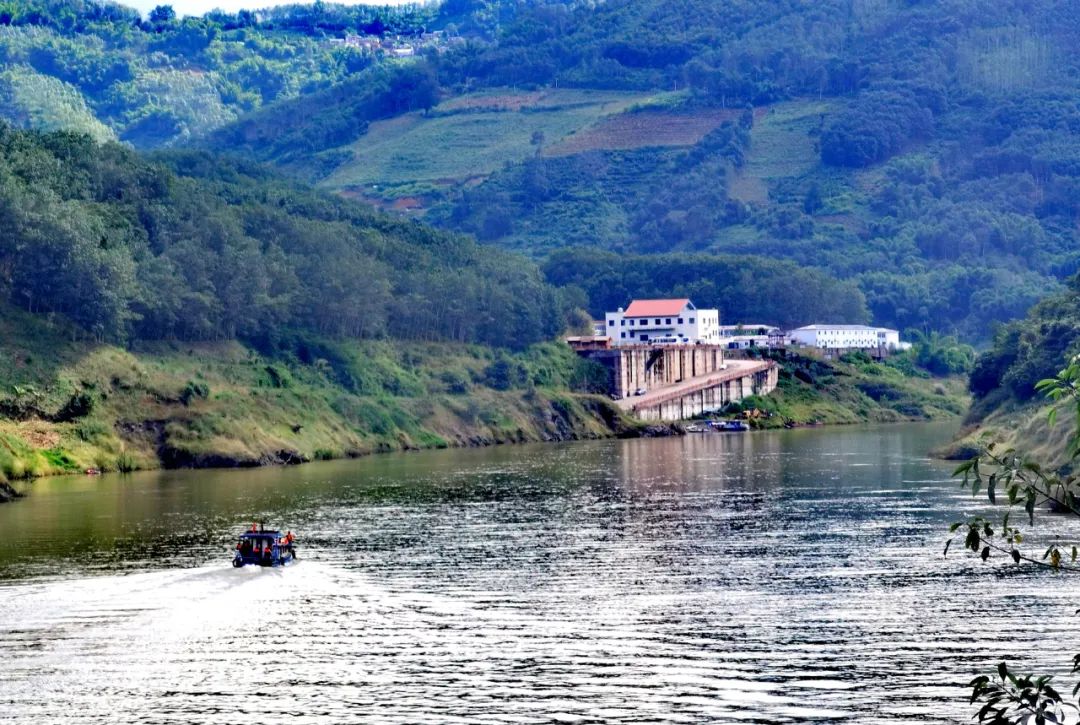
[2,423,1079,724]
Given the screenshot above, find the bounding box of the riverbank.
[0,309,965,491]
[939,397,1079,468]
[719,351,969,428]
[0,307,678,487]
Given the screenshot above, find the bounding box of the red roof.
[623,298,692,317]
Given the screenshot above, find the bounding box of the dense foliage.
[0,0,452,145]
[444,1,1075,339]
[0,123,571,347]
[4,0,1080,342]
[205,61,439,179]
[542,248,868,329]
[968,275,1080,403]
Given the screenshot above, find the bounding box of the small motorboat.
[232,523,297,567]
[711,420,749,432]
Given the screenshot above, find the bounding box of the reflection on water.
[2,423,1079,724]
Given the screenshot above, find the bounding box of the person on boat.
[250,522,258,533]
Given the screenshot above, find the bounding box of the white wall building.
[718,324,781,349]
[789,324,905,350]
[604,299,721,346]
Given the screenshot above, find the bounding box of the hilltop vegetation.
[3,1,1078,339]
[0,0,454,146]
[199,0,1078,340]
[0,121,642,481]
[0,123,573,348]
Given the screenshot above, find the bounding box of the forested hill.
[4,0,1080,340]
[0,122,570,349]
[203,0,1079,341]
[0,0,458,146]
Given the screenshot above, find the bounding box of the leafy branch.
[945,357,1080,722]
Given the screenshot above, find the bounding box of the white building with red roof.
[604,298,720,347]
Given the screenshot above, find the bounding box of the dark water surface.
[2,423,1079,724]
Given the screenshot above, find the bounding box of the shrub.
[180,380,210,405]
[53,390,95,421]
[116,450,136,473]
[75,419,110,443]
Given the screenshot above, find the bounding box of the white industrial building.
[789,324,905,350]
[605,299,721,346]
[719,324,782,349]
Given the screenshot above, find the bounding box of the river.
[2,423,1078,724]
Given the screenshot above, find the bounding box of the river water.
[2,423,1079,724]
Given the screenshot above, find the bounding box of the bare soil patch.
[543,110,739,157]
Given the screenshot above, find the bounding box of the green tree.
[148,5,176,25]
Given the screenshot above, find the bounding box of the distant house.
[332,34,380,52]
[789,324,906,350]
[391,46,415,57]
[604,298,720,346]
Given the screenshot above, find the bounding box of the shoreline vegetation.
[0,310,967,495]
[0,304,676,490]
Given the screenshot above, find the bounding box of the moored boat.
[711,420,749,432]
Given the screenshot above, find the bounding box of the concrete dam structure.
[574,343,779,422]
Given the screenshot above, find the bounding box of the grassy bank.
[722,351,969,428]
[940,397,1079,469]
[0,304,968,486]
[0,306,650,484]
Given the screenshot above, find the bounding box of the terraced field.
[728,101,831,203]
[543,108,738,156]
[320,88,648,194]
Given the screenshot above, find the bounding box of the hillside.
[0,121,647,482]
[0,302,641,483]
[197,0,1078,341]
[945,275,1080,468]
[0,0,455,146]
[0,122,574,348]
[4,1,1079,342]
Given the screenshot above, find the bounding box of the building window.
[620,332,625,339]
[665,318,672,324]
[620,320,625,326]
[655,318,661,325]
[690,318,695,324]
[608,320,614,326]
[678,318,684,324]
